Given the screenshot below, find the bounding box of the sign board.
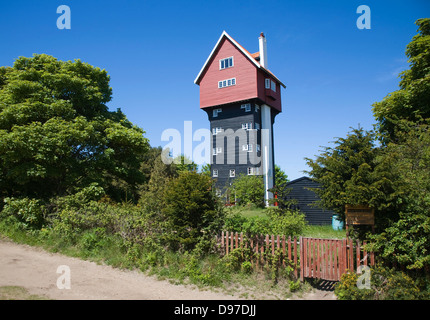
[345,205,374,226]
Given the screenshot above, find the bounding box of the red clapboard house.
[194,31,285,205]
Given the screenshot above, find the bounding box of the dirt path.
[0,239,240,300]
[0,239,335,300]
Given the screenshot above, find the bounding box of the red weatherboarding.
[194,31,285,113]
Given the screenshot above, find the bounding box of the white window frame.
[241,103,251,112]
[265,78,277,92]
[213,169,218,177]
[219,57,234,70]
[218,77,236,89]
[229,169,235,178]
[212,127,223,135]
[271,80,277,92]
[241,122,253,130]
[242,144,253,152]
[213,147,222,155]
[213,108,222,117]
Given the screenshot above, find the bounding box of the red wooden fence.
[217,232,375,282]
[217,231,299,277]
[300,237,375,281]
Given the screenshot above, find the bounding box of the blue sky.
[1,0,429,180]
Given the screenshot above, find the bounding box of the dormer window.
[220,57,234,70]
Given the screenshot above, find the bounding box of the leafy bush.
[334,266,429,300]
[230,174,265,208]
[163,171,225,251]
[1,197,46,230]
[223,208,307,237]
[267,208,307,237]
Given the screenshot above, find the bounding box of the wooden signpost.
[345,205,375,235]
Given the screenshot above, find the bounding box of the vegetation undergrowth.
[0,184,308,299]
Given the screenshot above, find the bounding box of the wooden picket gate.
[217,232,375,282]
[300,237,375,281]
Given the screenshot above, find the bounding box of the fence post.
[235,232,238,250]
[299,236,303,281]
[226,231,229,255]
[294,236,298,279]
[356,240,361,273]
[363,241,368,266]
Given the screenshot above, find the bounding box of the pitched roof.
[194,31,286,88]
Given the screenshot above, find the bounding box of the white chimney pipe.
[259,32,268,68]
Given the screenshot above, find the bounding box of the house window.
[213,169,218,177]
[212,127,223,135]
[271,80,276,92]
[212,147,222,155]
[229,169,235,178]
[255,105,260,112]
[219,57,234,70]
[213,108,222,117]
[247,167,261,175]
[241,103,251,112]
[218,78,236,88]
[242,144,253,152]
[265,78,277,92]
[241,122,253,130]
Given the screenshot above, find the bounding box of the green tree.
[200,163,211,177]
[0,54,149,201]
[369,121,430,271]
[305,127,394,225]
[139,151,177,217]
[163,171,224,251]
[372,18,430,141]
[173,154,198,174]
[274,164,289,187]
[367,19,430,271]
[230,174,265,208]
